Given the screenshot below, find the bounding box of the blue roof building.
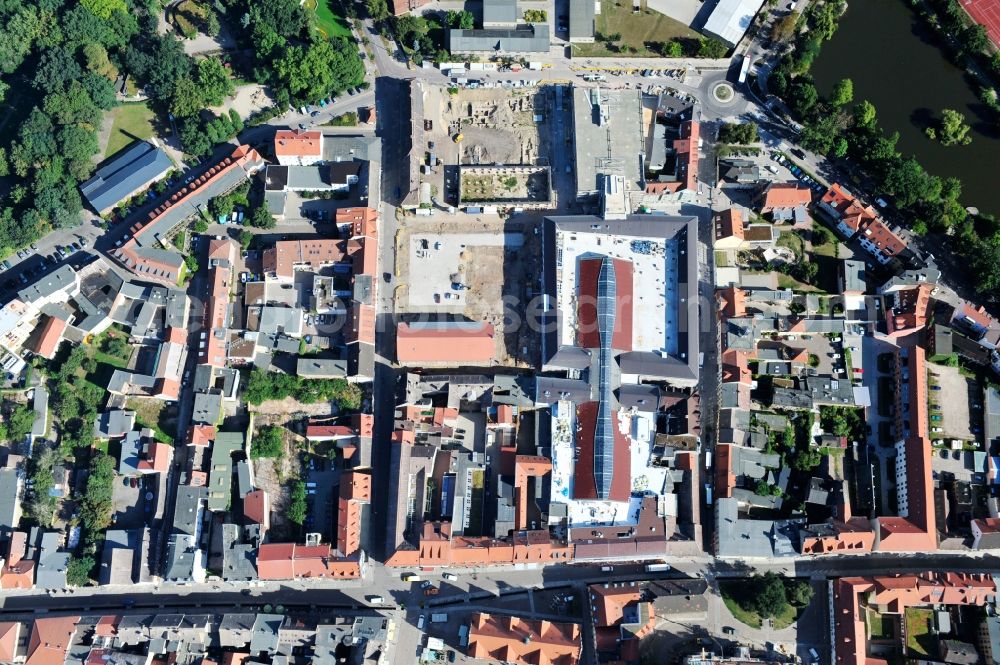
[80,140,172,214]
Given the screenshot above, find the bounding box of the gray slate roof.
[483,0,517,24]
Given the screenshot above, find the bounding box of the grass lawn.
[905,608,935,657]
[811,238,839,258]
[305,0,352,38]
[720,581,799,630]
[777,273,821,292]
[572,0,700,57]
[867,610,894,640]
[776,230,805,257]
[126,398,175,444]
[105,103,156,159]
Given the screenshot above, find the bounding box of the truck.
[645,563,671,572]
[528,62,543,70]
[403,573,421,582]
[431,614,449,623]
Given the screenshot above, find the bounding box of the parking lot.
[927,365,978,441]
[784,333,842,377]
[405,231,524,310]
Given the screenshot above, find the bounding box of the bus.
[738,54,751,85]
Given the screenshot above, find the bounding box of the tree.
[251,425,284,458]
[772,12,799,42]
[936,108,972,147]
[82,0,128,20]
[82,43,118,81]
[34,47,85,95]
[239,229,253,250]
[807,0,842,40]
[853,100,877,129]
[811,225,832,246]
[287,481,307,525]
[78,453,116,536]
[446,10,473,28]
[2,404,36,443]
[58,124,99,180]
[179,119,212,156]
[81,73,117,111]
[365,0,389,20]
[66,556,95,587]
[788,580,813,606]
[197,57,235,106]
[719,122,758,144]
[274,38,364,102]
[248,206,276,229]
[962,23,989,53]
[698,37,728,58]
[663,40,683,57]
[884,156,930,208]
[790,80,819,117]
[747,572,788,618]
[101,334,131,360]
[170,77,204,118]
[523,9,546,24]
[830,78,853,107]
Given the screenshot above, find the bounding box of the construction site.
[459,165,552,207]
[419,85,556,209]
[394,216,544,368]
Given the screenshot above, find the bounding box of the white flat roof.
[703,0,765,46]
[555,231,678,354]
[549,404,668,527]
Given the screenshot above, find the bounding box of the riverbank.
[764,0,1000,305]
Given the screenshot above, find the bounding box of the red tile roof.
[673,121,700,192]
[821,184,879,234]
[187,425,216,446]
[263,239,345,280]
[26,616,78,665]
[243,489,268,527]
[31,316,67,360]
[759,182,812,212]
[718,286,746,319]
[860,218,907,258]
[337,207,378,238]
[256,543,361,579]
[468,613,581,665]
[589,584,644,627]
[348,303,376,345]
[0,623,19,663]
[274,130,322,159]
[338,471,371,557]
[396,322,495,365]
[714,209,744,241]
[137,441,172,473]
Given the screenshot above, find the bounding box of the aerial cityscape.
[1,0,1000,663]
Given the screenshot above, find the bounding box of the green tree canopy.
[251,425,284,458]
[830,78,853,107]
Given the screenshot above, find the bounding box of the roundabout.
[712,81,735,103]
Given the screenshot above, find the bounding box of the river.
[811,0,1000,216]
